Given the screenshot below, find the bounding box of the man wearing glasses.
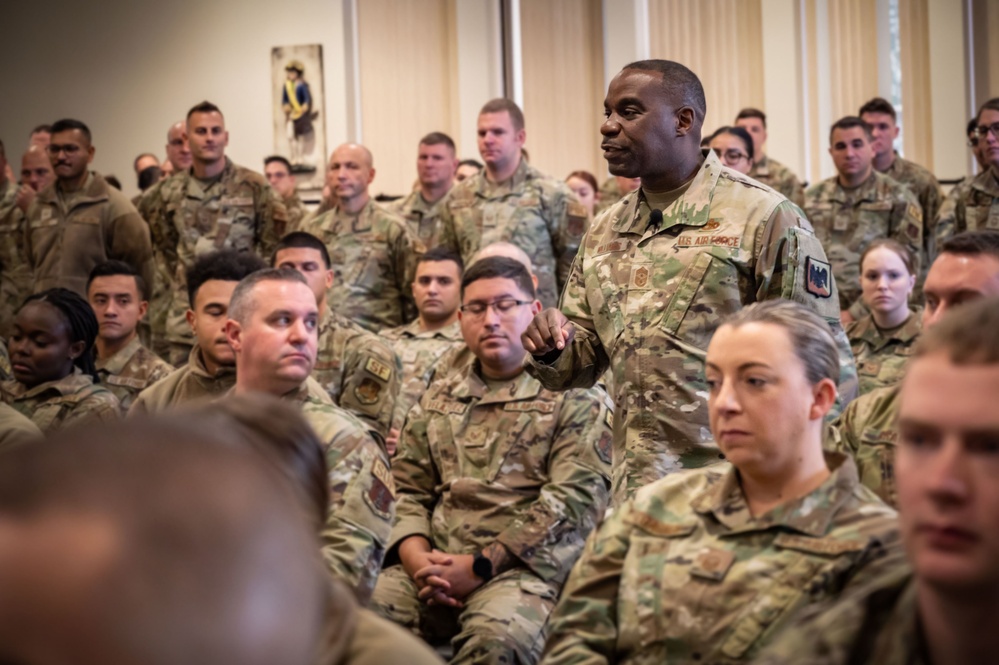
[803,115,923,322]
[936,98,999,252]
[24,118,153,300]
[372,256,611,665]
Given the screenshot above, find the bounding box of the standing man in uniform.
[372,257,612,664]
[162,120,193,176]
[265,155,307,230]
[936,98,999,249]
[391,132,459,251]
[300,143,417,332]
[437,98,588,309]
[224,268,394,604]
[140,101,288,365]
[523,60,856,503]
[735,107,806,206]
[24,119,153,300]
[273,231,400,440]
[87,261,173,415]
[804,116,923,322]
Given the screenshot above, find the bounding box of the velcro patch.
[690,547,736,581]
[907,203,923,223]
[364,357,392,382]
[426,399,468,415]
[805,256,832,299]
[519,196,541,208]
[624,512,697,538]
[354,377,383,405]
[774,533,867,556]
[105,374,148,390]
[595,431,612,464]
[567,200,587,219]
[594,240,626,255]
[504,401,555,414]
[363,457,395,520]
[221,196,254,206]
[605,409,613,429]
[906,221,921,242]
[630,264,651,289]
[677,234,741,248]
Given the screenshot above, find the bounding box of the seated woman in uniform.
[846,239,921,394]
[1,288,119,432]
[566,170,600,220]
[540,300,901,665]
[708,125,755,176]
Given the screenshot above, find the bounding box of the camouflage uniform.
[753,566,923,665]
[275,377,395,605]
[371,363,612,664]
[138,159,288,359]
[881,153,942,268]
[283,191,308,231]
[846,308,921,395]
[749,154,806,207]
[804,171,923,314]
[300,200,418,332]
[0,340,10,381]
[595,176,631,215]
[528,151,856,503]
[0,369,120,433]
[827,384,901,507]
[25,172,153,298]
[129,345,235,414]
[135,173,180,359]
[313,308,401,439]
[541,453,901,665]
[390,189,450,251]
[0,402,42,453]
[438,158,588,308]
[95,335,174,415]
[934,168,999,251]
[0,181,33,338]
[379,319,464,430]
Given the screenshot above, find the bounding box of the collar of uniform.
[95,335,143,375]
[188,344,236,380]
[972,168,999,198]
[403,189,434,215]
[183,157,235,199]
[6,368,94,400]
[400,319,462,341]
[476,157,534,200]
[691,451,861,537]
[329,197,377,227]
[284,192,303,209]
[39,171,107,207]
[611,149,721,236]
[453,360,542,404]
[829,171,881,204]
[851,308,922,349]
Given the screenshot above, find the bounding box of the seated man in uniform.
[273,231,399,441]
[130,249,265,414]
[372,257,613,664]
[224,267,394,604]
[87,260,173,415]
[756,295,999,665]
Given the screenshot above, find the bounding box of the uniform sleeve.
[256,183,289,258]
[139,186,181,289]
[436,199,461,255]
[754,203,858,410]
[108,207,155,303]
[391,221,418,323]
[546,184,588,298]
[493,388,613,582]
[540,501,636,665]
[339,334,400,439]
[889,192,924,279]
[387,398,439,550]
[321,424,395,606]
[64,393,122,429]
[933,187,965,261]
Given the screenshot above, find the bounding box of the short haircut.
[49,118,92,144]
[830,116,873,143]
[968,117,979,137]
[416,246,464,273]
[708,126,755,161]
[87,259,147,299]
[187,100,223,121]
[566,170,599,193]
[419,132,456,151]
[138,165,162,191]
[735,107,767,128]
[720,300,841,386]
[461,256,535,300]
[458,158,483,170]
[480,98,526,132]
[133,152,158,172]
[858,97,897,121]
[273,231,331,269]
[977,97,999,121]
[914,295,999,365]
[264,155,293,172]
[940,229,999,262]
[186,249,267,307]
[860,238,916,276]
[228,268,308,324]
[622,60,707,122]
[30,124,52,136]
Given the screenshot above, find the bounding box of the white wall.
[0,0,349,199]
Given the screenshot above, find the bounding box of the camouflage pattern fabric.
[749,154,806,207]
[0,340,10,381]
[827,383,901,507]
[95,336,174,415]
[129,345,235,415]
[0,181,32,338]
[25,172,153,298]
[300,200,418,332]
[0,369,120,433]
[935,168,999,251]
[846,308,921,395]
[540,453,901,665]
[389,189,450,252]
[882,153,943,274]
[0,402,41,453]
[438,158,588,308]
[529,150,857,504]
[803,171,923,313]
[283,191,308,231]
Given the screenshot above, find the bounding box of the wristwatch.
[472,551,494,582]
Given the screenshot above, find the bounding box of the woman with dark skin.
[1,288,119,432]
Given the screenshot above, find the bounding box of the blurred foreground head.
[0,416,327,665]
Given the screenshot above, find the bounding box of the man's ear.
[185,309,196,333]
[224,319,243,352]
[676,107,695,136]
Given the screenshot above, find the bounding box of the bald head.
[0,418,326,665]
[471,242,538,293]
[327,143,375,210]
[166,121,192,172]
[21,144,55,192]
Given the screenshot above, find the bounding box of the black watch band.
[472,551,494,582]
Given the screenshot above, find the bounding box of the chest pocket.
[450,202,485,253]
[659,252,735,351]
[26,399,73,433]
[856,429,898,505]
[967,201,999,231]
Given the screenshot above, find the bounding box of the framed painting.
[271,44,327,192]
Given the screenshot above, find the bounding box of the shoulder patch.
[805,256,833,299]
[503,400,556,414]
[363,457,395,520]
[353,377,383,405]
[595,431,612,464]
[364,357,393,382]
